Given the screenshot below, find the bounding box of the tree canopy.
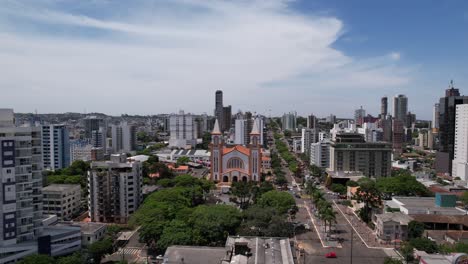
[376,171,431,197]
[408,221,425,239]
[18,255,55,264]
[257,190,295,214]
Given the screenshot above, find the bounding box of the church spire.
[212,119,221,135]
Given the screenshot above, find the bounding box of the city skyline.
[1,0,468,119]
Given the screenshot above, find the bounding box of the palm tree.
[312,190,324,206]
[321,209,337,233]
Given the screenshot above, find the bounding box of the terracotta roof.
[149,173,160,178]
[445,231,468,241]
[223,145,250,156]
[411,214,468,227]
[168,164,189,171]
[262,156,271,161]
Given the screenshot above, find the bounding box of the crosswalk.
[116,247,141,257]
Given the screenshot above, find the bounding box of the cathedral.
[210,119,262,183]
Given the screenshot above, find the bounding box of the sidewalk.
[334,202,394,249]
[303,201,341,248]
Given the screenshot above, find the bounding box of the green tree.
[376,172,431,197]
[231,181,255,209]
[330,183,346,195]
[353,179,382,223]
[189,205,242,246]
[176,156,190,166]
[88,238,114,263]
[156,220,195,250]
[346,180,359,187]
[56,252,87,264]
[238,206,293,237]
[400,242,414,263]
[383,257,403,264]
[460,191,468,208]
[258,190,296,214]
[409,237,439,253]
[18,255,55,264]
[408,221,425,239]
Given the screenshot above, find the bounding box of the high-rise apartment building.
[70,139,93,162]
[90,127,107,159]
[307,114,317,129]
[111,122,137,153]
[392,119,405,157]
[215,90,224,131]
[437,82,468,174]
[42,124,70,170]
[393,94,408,125]
[354,106,366,126]
[433,103,440,131]
[281,112,297,131]
[310,140,330,168]
[381,97,388,117]
[301,128,318,154]
[378,115,392,143]
[88,154,143,224]
[223,105,232,131]
[0,109,44,260]
[169,110,197,148]
[42,184,81,221]
[234,118,249,146]
[406,112,416,128]
[83,116,105,139]
[452,104,468,181]
[329,133,392,178]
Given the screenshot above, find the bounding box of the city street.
[271,132,393,264]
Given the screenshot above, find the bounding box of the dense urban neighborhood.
[2,85,468,264]
[2,1,468,264]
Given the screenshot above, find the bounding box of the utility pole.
[350,227,353,264]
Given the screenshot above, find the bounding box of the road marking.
[303,201,330,248]
[332,200,391,250]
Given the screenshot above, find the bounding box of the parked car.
[325,252,337,258]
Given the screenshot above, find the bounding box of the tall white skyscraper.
[169,110,197,148]
[452,104,468,181]
[354,106,366,125]
[282,112,297,131]
[234,119,248,145]
[111,122,137,153]
[42,124,70,170]
[393,94,408,124]
[0,109,44,260]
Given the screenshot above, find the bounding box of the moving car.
[325,252,337,258]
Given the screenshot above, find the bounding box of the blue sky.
[0,0,467,119]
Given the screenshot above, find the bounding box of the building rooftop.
[65,222,106,234]
[163,246,228,264]
[388,196,467,216]
[42,184,80,192]
[162,236,294,264]
[375,212,413,225]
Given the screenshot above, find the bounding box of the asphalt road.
[272,132,390,264]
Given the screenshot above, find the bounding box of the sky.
[1,0,467,119]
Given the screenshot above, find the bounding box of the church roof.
[212,119,221,135]
[250,118,260,135]
[223,145,250,156]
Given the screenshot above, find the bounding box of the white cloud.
[0,0,411,116]
[389,52,401,61]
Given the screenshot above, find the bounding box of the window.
[227,158,245,169]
